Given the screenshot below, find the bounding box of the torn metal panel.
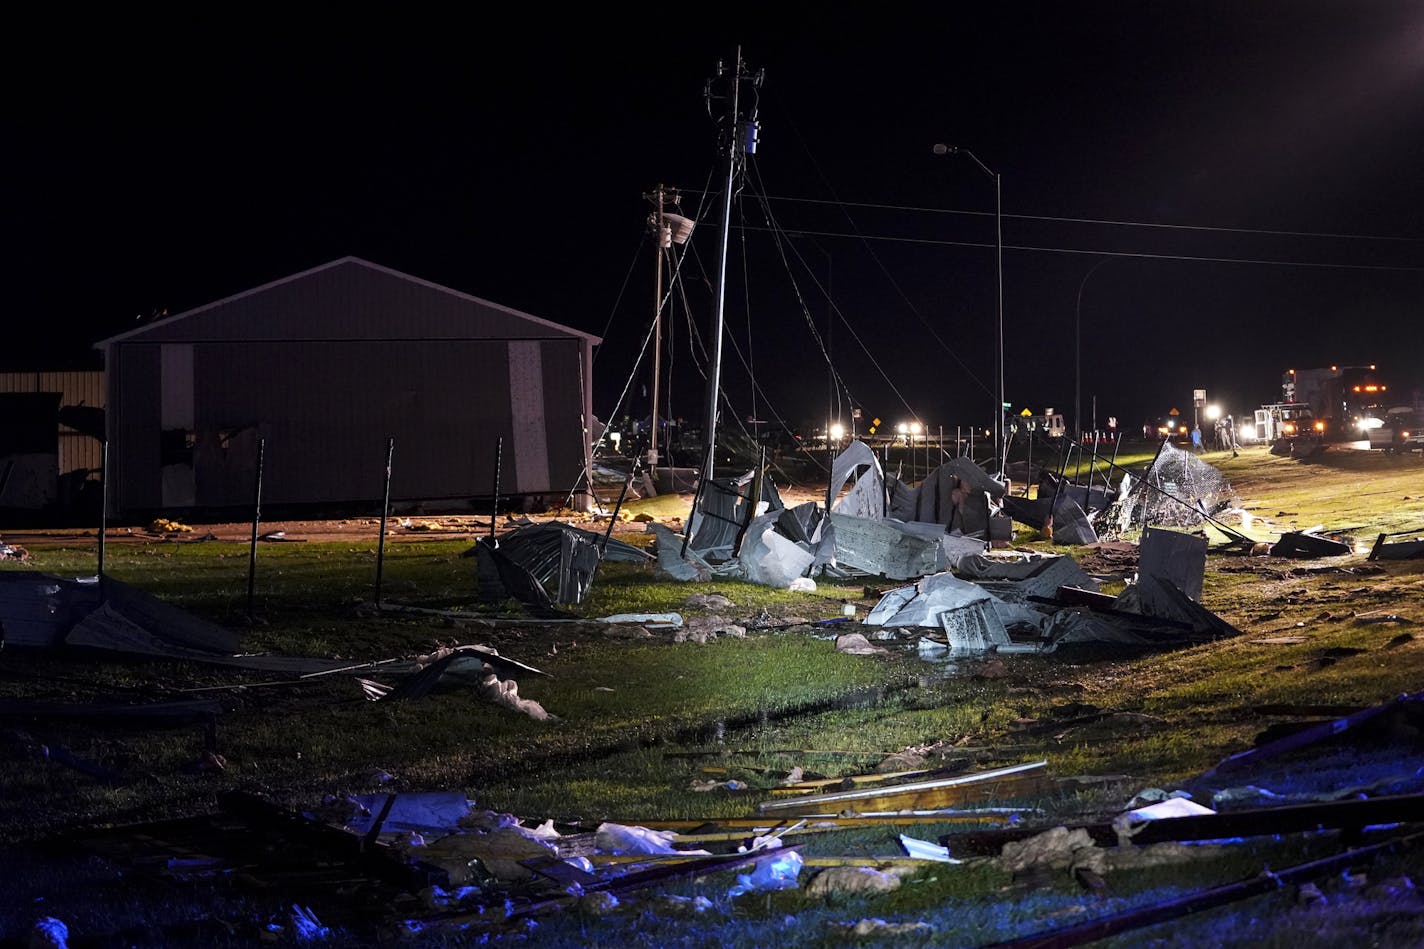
[686,471,768,557]
[1042,606,1190,647]
[774,501,837,570]
[864,571,995,627]
[939,533,989,572]
[829,440,886,519]
[0,572,100,647]
[649,523,714,581]
[947,457,1007,501]
[887,458,1001,535]
[1138,526,1208,601]
[1036,471,1114,514]
[97,577,240,653]
[940,600,1012,653]
[735,512,817,587]
[828,512,941,580]
[558,527,602,604]
[472,522,652,608]
[864,585,918,624]
[1368,533,1424,560]
[957,553,1098,600]
[1270,530,1352,558]
[1049,497,1098,546]
[473,538,556,612]
[1121,573,1242,639]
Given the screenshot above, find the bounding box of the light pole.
[1074,256,1115,442]
[933,144,1003,476]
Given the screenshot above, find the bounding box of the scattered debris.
[470,521,653,611]
[1271,529,1353,558]
[1368,530,1424,561]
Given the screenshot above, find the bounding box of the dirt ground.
[1,481,835,552]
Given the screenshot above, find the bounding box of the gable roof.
[95,256,601,348]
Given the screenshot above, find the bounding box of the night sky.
[6,5,1423,440]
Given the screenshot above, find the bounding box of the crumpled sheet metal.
[735,512,818,588]
[864,571,995,627]
[829,440,886,520]
[473,522,651,608]
[887,457,1003,536]
[828,513,941,580]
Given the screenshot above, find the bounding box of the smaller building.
[0,369,105,518]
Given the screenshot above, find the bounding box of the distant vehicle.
[1248,402,1326,456]
[1368,407,1423,453]
[1282,365,1391,440]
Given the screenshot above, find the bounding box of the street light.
[933,143,1003,477]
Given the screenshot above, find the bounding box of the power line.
[752,225,1424,273]
[708,192,1424,245]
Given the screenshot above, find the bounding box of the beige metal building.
[0,370,105,513]
[96,258,599,520]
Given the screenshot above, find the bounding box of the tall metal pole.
[649,184,665,479]
[700,50,760,486]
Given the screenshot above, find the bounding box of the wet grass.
[3,443,1424,946]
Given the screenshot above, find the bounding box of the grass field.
[2,440,1422,947]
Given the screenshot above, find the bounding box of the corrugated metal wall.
[102,260,598,515]
[0,370,105,477]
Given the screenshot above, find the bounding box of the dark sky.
[6,5,1423,438]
